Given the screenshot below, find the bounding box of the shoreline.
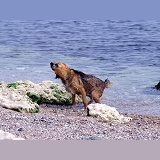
[0,104,160,140]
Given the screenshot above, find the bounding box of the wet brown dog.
[50,62,111,109]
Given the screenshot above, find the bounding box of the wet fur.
[50,62,111,109]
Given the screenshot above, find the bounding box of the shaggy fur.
[50,62,111,109]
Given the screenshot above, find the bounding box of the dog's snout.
[50,62,59,69]
[50,62,53,67]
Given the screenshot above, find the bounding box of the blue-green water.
[0,20,159,115]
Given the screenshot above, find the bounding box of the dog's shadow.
[41,103,84,111]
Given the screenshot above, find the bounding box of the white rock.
[87,103,132,123]
[0,130,24,140]
[0,80,82,113]
[0,87,38,113]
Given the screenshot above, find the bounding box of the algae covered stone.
[0,80,82,113]
[7,82,20,89]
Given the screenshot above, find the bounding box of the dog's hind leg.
[93,96,100,103]
[91,90,101,104]
[88,97,93,105]
[79,88,88,109]
[71,94,78,111]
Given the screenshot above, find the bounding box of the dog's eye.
[55,63,58,67]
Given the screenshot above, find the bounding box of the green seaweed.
[61,98,71,105]
[22,82,28,87]
[25,83,82,106]
[3,105,40,113]
[54,93,62,100]
[17,106,40,113]
[29,106,40,113]
[27,92,42,104]
[50,85,58,90]
[54,93,72,105]
[7,82,20,89]
[44,91,50,94]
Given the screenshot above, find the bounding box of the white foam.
[16,67,28,70]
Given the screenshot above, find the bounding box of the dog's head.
[50,62,71,80]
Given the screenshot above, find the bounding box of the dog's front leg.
[71,94,76,106]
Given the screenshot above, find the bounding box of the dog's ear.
[62,63,67,67]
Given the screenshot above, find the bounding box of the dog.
[50,62,111,109]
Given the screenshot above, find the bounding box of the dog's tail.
[104,78,112,88]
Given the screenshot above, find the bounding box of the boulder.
[87,103,132,123]
[0,81,82,113]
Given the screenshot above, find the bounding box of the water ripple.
[0,20,160,115]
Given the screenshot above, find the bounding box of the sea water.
[0,20,159,115]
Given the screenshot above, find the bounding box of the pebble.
[0,104,160,140]
[17,128,24,132]
[84,136,107,140]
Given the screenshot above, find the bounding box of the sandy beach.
[0,104,160,140]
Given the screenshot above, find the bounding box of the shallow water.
[0,20,159,115]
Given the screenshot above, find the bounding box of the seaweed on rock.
[0,81,82,113]
[7,82,20,89]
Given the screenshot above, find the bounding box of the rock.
[0,130,24,140]
[17,128,24,132]
[0,84,39,113]
[0,81,82,113]
[155,81,160,90]
[83,136,107,140]
[87,103,132,123]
